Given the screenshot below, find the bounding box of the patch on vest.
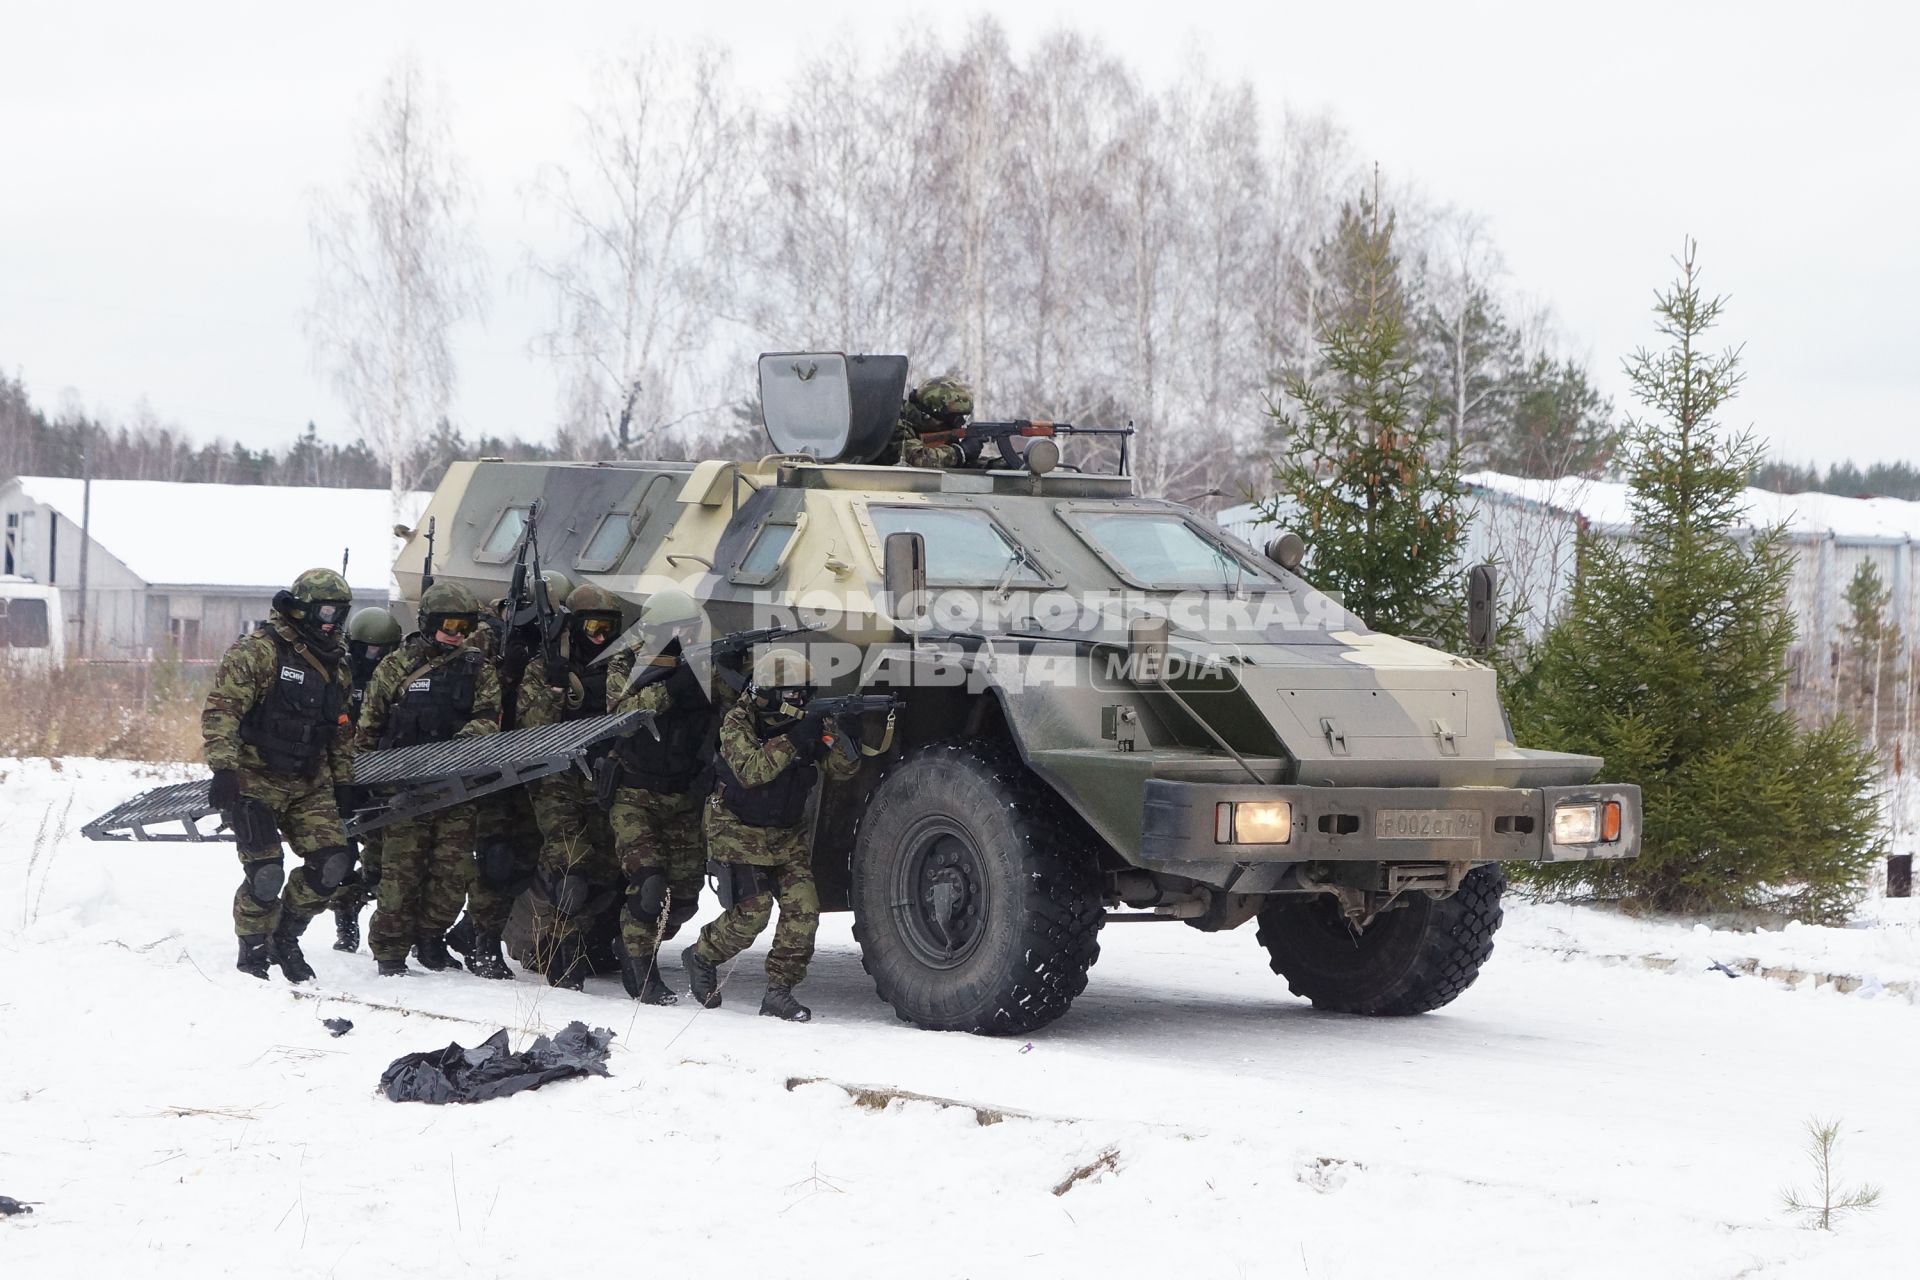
[408,678,433,693]
[279,666,306,684]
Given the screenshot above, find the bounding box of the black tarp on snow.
[379,1022,614,1104]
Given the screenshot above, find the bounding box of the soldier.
[201,568,357,983]
[329,605,402,953]
[357,581,501,977]
[523,581,627,989]
[682,648,858,1022]
[888,375,981,469]
[606,587,715,1005]
[446,577,568,980]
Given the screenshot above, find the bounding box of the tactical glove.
[786,730,825,764]
[209,768,241,812]
[959,432,988,467]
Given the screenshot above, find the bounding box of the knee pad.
[477,837,520,891]
[232,799,282,855]
[243,860,285,907]
[663,894,699,939]
[302,845,354,894]
[631,871,668,919]
[553,871,592,917]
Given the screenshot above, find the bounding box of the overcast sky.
[3,0,1915,468]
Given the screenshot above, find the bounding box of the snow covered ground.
[4,756,1917,1279]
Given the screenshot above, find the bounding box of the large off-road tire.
[851,743,1103,1034]
[1254,864,1505,1015]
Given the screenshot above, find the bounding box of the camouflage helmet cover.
[346,606,402,645]
[290,568,352,605]
[567,582,623,617]
[419,580,481,618]
[912,376,973,418]
[750,647,815,690]
[541,569,575,607]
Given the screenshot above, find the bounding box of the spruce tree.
[1521,242,1881,922]
[1262,180,1468,641]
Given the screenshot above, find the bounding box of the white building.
[0,476,429,659]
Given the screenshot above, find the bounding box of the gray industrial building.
[0,475,427,659]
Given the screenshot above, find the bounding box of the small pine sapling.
[1781,1117,1881,1230]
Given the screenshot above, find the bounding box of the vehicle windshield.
[1072,512,1276,588]
[868,506,1044,585]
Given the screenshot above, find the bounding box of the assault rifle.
[796,693,899,763]
[421,517,438,592]
[918,419,1135,470]
[523,501,565,687]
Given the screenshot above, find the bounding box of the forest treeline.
[3,20,1884,504]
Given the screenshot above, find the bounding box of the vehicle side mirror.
[1264,531,1306,572]
[1128,615,1170,683]
[884,531,927,625]
[1467,563,1498,653]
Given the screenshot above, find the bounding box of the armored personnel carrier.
[393,352,1640,1033]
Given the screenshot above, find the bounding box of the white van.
[0,576,65,672]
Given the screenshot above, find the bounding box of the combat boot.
[759,985,812,1023]
[465,931,515,981]
[267,915,316,984]
[681,943,721,1009]
[236,934,271,980]
[621,955,678,1006]
[377,956,410,977]
[547,935,589,990]
[332,903,361,953]
[443,913,476,962]
[414,933,453,972]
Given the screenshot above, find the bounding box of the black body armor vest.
[238,631,344,777]
[617,662,718,795]
[379,649,482,749]
[715,740,815,829]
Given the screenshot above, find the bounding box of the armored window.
[575,511,634,573]
[474,506,530,564]
[734,520,800,584]
[1066,512,1276,590]
[0,597,50,648]
[868,506,1044,586]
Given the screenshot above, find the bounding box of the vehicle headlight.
[1215,800,1292,844]
[1553,800,1622,845]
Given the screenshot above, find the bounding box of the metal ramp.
[80,709,654,843]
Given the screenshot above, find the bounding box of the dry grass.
[0,659,207,761]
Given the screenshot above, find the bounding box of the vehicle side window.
[474,506,530,564]
[0,597,50,648]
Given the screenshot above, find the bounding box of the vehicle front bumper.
[1137,779,1641,890]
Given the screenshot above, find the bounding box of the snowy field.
[4,757,1918,1279]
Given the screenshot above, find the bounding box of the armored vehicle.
[395,353,1640,1034]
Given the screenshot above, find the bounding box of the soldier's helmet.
[749,648,815,715]
[419,581,482,648]
[277,567,353,641]
[639,587,701,636]
[347,606,402,646]
[567,582,625,653]
[911,376,974,419]
[541,569,575,607]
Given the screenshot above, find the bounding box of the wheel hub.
[892,824,990,968]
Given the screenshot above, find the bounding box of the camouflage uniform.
[606,643,717,989]
[691,692,858,990]
[201,614,356,947]
[522,632,623,984]
[888,375,973,468]
[357,634,501,966]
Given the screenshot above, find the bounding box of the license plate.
[1375,809,1483,840]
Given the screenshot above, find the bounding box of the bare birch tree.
[533,45,753,458]
[306,56,484,522]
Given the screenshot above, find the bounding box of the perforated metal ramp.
[80,780,224,842]
[80,708,654,843]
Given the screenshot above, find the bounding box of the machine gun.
[796,693,899,762]
[919,419,1135,471]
